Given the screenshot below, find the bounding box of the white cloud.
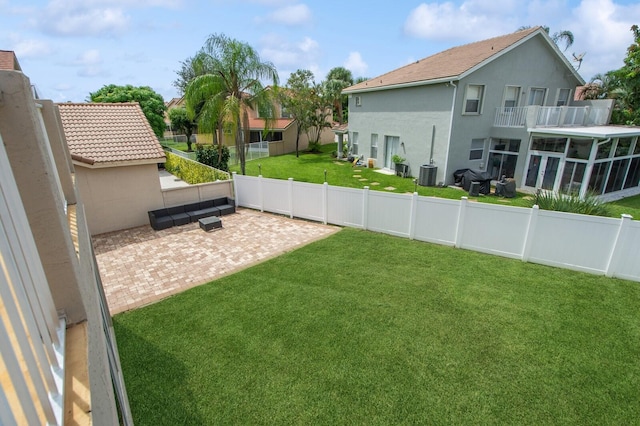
[260,34,320,68]
[73,49,109,77]
[6,34,53,58]
[344,52,368,77]
[404,2,508,41]
[261,3,312,26]
[37,1,131,37]
[567,0,640,79]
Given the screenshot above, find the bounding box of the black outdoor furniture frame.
[148,197,235,230]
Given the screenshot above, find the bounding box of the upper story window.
[355,96,362,107]
[280,105,291,118]
[556,88,571,106]
[464,84,484,114]
[528,87,547,106]
[503,86,521,108]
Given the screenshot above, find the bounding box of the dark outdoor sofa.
[148,197,236,230]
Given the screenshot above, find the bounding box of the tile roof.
[0,50,21,71]
[345,27,542,93]
[248,117,294,130]
[57,102,166,166]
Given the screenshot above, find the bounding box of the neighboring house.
[1,54,130,424]
[344,26,640,200]
[58,102,166,235]
[166,93,335,154]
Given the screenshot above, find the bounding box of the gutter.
[344,76,459,95]
[441,81,457,184]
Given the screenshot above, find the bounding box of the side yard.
[114,228,640,425]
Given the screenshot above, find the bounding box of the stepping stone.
[334,161,345,166]
[354,169,362,173]
[384,186,396,191]
[359,178,368,182]
[370,182,380,186]
[353,175,361,178]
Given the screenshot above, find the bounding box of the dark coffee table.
[199,216,222,232]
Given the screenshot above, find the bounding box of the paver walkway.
[93,208,339,314]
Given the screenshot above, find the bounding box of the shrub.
[196,144,230,172]
[163,152,229,184]
[531,190,610,216]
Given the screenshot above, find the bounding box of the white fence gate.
[232,173,640,282]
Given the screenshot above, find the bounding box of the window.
[503,86,520,108]
[280,105,291,118]
[469,138,485,160]
[488,139,520,179]
[615,138,633,157]
[556,88,571,106]
[528,87,547,106]
[370,133,378,158]
[352,132,359,155]
[355,96,362,107]
[531,137,567,153]
[464,84,484,114]
[567,138,592,160]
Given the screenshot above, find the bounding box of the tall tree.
[184,34,278,175]
[168,107,196,151]
[89,84,166,137]
[324,67,353,124]
[277,70,330,157]
[518,25,575,51]
[582,25,640,125]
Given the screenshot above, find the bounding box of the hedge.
[163,151,230,184]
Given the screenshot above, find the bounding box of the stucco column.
[0,70,86,323]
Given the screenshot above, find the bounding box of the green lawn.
[114,228,640,425]
[224,143,640,218]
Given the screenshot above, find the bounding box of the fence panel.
[413,197,459,245]
[327,186,364,227]
[611,220,640,280]
[367,192,412,237]
[528,211,620,273]
[262,178,290,215]
[460,203,531,258]
[234,174,262,210]
[292,182,324,222]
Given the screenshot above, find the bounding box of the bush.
[163,152,229,184]
[531,190,610,216]
[196,144,230,172]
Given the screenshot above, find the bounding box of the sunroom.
[523,126,640,201]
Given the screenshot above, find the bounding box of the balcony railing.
[494,106,610,128]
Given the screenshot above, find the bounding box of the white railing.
[229,141,270,164]
[495,106,610,128]
[493,107,528,127]
[0,134,66,425]
[233,174,640,282]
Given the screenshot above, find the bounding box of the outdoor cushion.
[167,205,185,215]
[184,202,201,213]
[188,206,220,221]
[213,197,227,207]
[148,209,173,230]
[199,200,215,209]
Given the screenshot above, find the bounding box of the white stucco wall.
[75,163,164,235]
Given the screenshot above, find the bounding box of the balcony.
[494,105,610,128]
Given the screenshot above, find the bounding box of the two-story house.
[343,26,640,200]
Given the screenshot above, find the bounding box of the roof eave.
[344,76,459,94]
[72,157,166,169]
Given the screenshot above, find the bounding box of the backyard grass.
[114,228,640,425]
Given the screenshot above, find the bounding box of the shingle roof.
[57,102,165,166]
[0,50,21,71]
[345,27,544,93]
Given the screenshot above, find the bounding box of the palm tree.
[324,67,354,124]
[184,34,278,175]
[518,25,574,51]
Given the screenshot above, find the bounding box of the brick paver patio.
[93,208,339,314]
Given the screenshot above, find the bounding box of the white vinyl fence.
[233,173,640,282]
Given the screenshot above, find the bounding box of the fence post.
[409,192,418,240]
[232,172,239,207]
[362,186,369,230]
[259,174,264,212]
[605,214,633,277]
[454,197,468,248]
[323,182,328,225]
[288,178,294,219]
[521,204,540,262]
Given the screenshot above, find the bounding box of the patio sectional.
[148,197,236,230]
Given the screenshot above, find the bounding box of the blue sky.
[1,0,640,103]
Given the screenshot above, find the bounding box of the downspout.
[429,124,436,164]
[441,80,457,184]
